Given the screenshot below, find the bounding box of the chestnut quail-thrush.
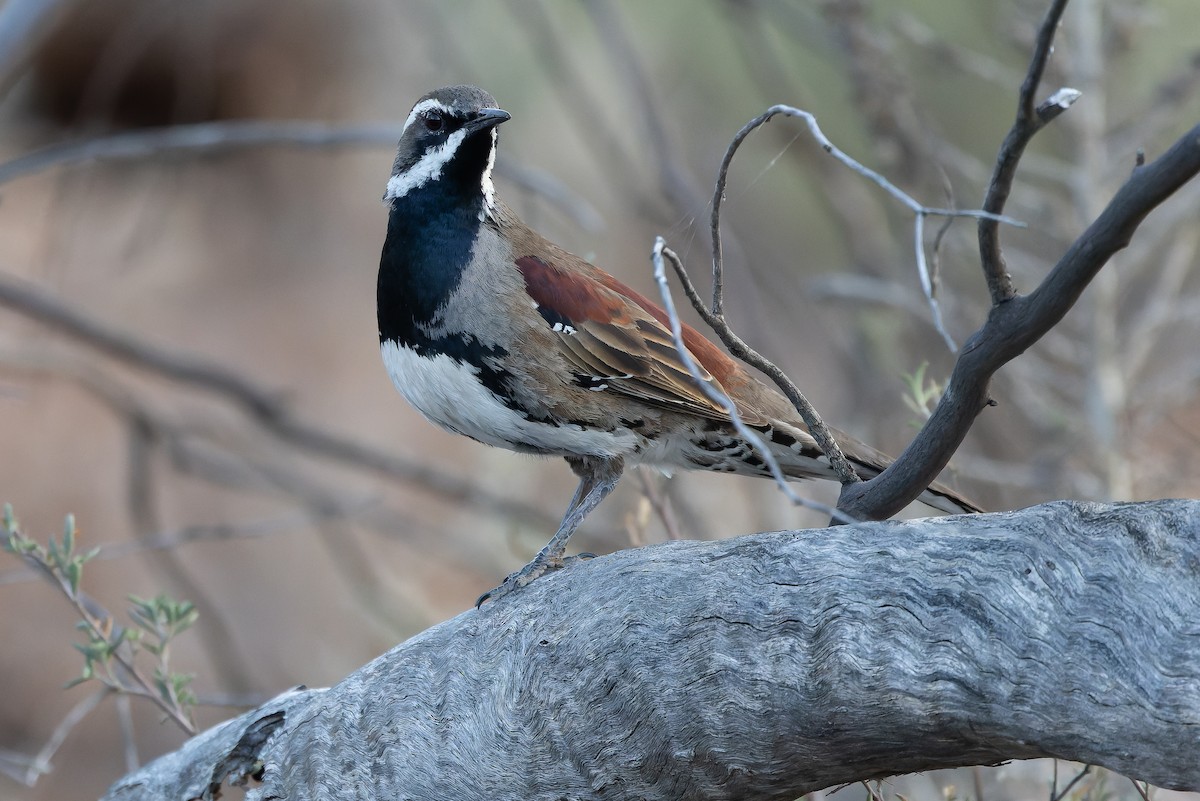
[378,85,979,605]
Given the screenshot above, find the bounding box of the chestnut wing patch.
[516,255,741,420]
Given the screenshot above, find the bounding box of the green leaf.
[64,665,93,689]
[65,560,82,594]
[172,672,195,696]
[109,627,128,649]
[62,514,76,556]
[4,534,37,555]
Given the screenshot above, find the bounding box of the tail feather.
[764,420,983,515]
[917,481,983,515]
[883,467,982,514]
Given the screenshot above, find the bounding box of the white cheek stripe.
[385,128,468,201]
[479,128,498,220]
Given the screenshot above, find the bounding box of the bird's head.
[384,85,511,219]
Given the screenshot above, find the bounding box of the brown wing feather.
[516,254,744,421]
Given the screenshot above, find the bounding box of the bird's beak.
[467,107,511,132]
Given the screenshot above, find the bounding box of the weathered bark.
[102,500,1200,800]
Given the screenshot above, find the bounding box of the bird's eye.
[423,111,444,132]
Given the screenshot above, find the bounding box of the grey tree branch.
[0,121,405,187]
[0,271,282,418]
[0,121,603,231]
[0,271,553,529]
[101,500,1200,800]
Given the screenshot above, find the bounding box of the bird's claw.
[475,552,596,608]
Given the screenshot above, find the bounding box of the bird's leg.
[476,455,623,606]
[542,455,624,561]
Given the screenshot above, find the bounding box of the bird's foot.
[475,552,596,608]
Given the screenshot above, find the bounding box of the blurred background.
[0,0,1198,798]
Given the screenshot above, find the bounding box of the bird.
[378,84,980,605]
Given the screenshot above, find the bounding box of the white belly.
[381,341,640,458]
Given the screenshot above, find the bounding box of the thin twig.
[711,104,1020,347]
[1125,229,1199,378]
[833,0,1200,521]
[0,271,281,417]
[0,121,403,186]
[125,415,256,696]
[838,120,1200,520]
[978,0,1076,303]
[0,516,306,586]
[807,274,932,318]
[651,238,854,524]
[1128,776,1153,801]
[1049,763,1091,801]
[9,543,197,733]
[114,693,138,774]
[14,688,110,786]
[0,348,511,598]
[972,764,986,801]
[634,470,684,541]
[930,200,959,311]
[659,244,862,489]
[914,211,957,350]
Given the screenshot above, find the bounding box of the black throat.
[377,131,495,346]
[377,131,523,417]
[378,190,481,345]
[379,130,501,335]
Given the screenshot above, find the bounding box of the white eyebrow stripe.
[401,98,455,134]
[384,128,469,201]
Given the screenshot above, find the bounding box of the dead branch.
[978,0,1072,303]
[101,500,1200,800]
[839,119,1200,519]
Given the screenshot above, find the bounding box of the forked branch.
[666,0,1199,522]
[697,105,1020,498]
